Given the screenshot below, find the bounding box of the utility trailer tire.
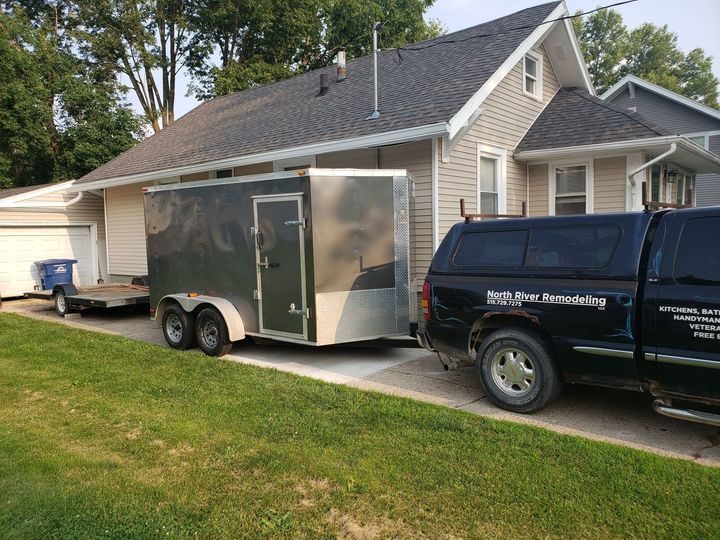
[195,307,233,357]
[476,328,562,414]
[162,304,196,350]
[54,291,71,317]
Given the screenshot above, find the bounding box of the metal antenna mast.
[367,22,384,120]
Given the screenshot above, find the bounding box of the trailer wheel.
[162,304,196,350]
[476,329,562,414]
[195,307,233,357]
[54,291,70,317]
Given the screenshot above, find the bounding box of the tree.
[73,0,197,133]
[574,8,719,108]
[0,5,144,187]
[189,0,444,99]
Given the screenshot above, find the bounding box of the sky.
[158,0,720,120]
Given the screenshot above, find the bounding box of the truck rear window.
[452,230,528,267]
[526,225,621,269]
[674,217,720,286]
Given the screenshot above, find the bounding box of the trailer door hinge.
[253,289,260,300]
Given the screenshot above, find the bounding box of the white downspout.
[627,143,677,210]
[0,191,84,209]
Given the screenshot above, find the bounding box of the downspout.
[0,192,84,209]
[627,143,677,210]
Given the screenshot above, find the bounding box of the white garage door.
[0,225,96,298]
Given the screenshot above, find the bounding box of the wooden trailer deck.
[25,284,149,310]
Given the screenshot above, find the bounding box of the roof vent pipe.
[337,49,347,82]
[318,72,329,96]
[366,22,384,120]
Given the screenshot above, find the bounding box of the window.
[674,217,720,286]
[213,169,233,179]
[674,170,695,206]
[477,144,506,217]
[685,133,709,149]
[526,226,621,269]
[553,164,589,215]
[452,230,528,267]
[523,52,543,99]
[651,164,662,201]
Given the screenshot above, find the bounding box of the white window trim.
[273,155,316,172]
[522,50,543,101]
[548,159,594,216]
[211,169,234,179]
[476,143,507,215]
[682,132,710,150]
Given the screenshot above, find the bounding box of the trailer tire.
[476,328,562,414]
[54,291,71,317]
[162,304,196,350]
[195,307,233,357]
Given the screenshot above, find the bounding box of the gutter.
[0,191,84,209]
[68,122,451,192]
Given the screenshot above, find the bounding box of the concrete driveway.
[4,298,719,467]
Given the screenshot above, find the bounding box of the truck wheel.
[162,304,196,350]
[195,307,233,357]
[476,329,562,414]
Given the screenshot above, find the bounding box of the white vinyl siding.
[437,44,559,236]
[105,182,152,276]
[378,140,432,292]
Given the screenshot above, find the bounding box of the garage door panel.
[0,226,95,298]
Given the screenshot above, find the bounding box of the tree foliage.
[0,4,144,188]
[574,8,719,108]
[189,0,444,99]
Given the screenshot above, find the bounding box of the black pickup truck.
[418,207,720,426]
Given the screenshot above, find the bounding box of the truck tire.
[195,307,233,357]
[162,304,196,350]
[476,328,562,414]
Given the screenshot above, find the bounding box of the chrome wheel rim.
[490,347,536,397]
[56,294,66,313]
[165,314,183,343]
[201,320,219,349]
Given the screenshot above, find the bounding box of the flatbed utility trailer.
[144,168,413,356]
[25,283,150,317]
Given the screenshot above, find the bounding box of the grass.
[0,312,718,539]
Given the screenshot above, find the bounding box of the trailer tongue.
[143,168,413,355]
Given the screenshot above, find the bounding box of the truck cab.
[419,208,720,425]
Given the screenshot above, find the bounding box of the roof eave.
[514,136,720,172]
[70,122,450,192]
[601,75,720,122]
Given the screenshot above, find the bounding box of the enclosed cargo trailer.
[143,169,413,355]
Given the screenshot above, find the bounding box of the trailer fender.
[52,283,78,297]
[155,295,246,342]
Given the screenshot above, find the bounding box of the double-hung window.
[551,163,591,215]
[477,144,506,217]
[523,52,543,100]
[675,170,695,206]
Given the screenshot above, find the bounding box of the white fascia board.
[0,180,75,205]
[601,75,720,122]
[515,136,720,167]
[562,17,594,95]
[68,122,449,193]
[447,1,567,140]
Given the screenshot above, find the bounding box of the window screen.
[453,230,528,267]
[555,165,587,215]
[674,217,720,286]
[527,225,621,269]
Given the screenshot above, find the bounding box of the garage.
[0,224,98,298]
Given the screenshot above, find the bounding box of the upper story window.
[523,51,543,100]
[685,133,709,149]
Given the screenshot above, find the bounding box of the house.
[0,182,106,297]
[602,75,720,207]
[3,1,720,300]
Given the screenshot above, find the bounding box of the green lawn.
[0,313,718,538]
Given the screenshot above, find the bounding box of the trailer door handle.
[284,219,306,228]
[288,303,310,317]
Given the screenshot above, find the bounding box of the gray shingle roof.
[0,183,55,200]
[78,1,562,184]
[516,87,670,153]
